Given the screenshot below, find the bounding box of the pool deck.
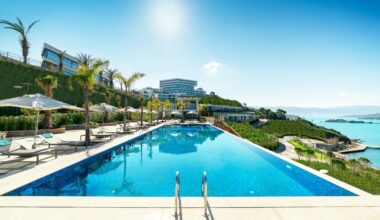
[1,196,380,219]
[1,122,380,219]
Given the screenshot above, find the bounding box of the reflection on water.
[7,125,222,196]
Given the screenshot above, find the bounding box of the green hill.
[260,119,350,143]
[0,59,140,115]
[200,95,242,107]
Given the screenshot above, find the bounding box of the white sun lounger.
[0,138,57,165]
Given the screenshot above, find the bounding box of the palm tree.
[140,96,144,126]
[147,99,154,125]
[176,100,190,121]
[114,72,145,130]
[294,148,303,160]
[57,51,66,73]
[69,59,109,145]
[35,75,58,128]
[77,53,94,67]
[103,90,112,122]
[0,17,39,64]
[305,148,315,161]
[163,100,171,121]
[115,94,121,108]
[197,104,206,121]
[105,68,119,88]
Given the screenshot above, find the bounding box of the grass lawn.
[288,138,329,160]
[226,121,279,151]
[296,159,380,195]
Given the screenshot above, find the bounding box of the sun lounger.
[39,133,87,152]
[80,129,115,141]
[0,138,57,164]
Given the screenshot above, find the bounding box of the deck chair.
[80,129,114,141]
[0,138,57,165]
[39,133,87,152]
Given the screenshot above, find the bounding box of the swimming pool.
[4,125,356,196]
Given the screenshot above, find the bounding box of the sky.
[0,0,379,107]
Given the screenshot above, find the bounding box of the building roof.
[41,43,79,63]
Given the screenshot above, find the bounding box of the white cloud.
[203,61,222,76]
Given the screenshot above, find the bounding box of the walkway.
[0,197,380,220]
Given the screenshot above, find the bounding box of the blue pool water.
[5,125,355,196]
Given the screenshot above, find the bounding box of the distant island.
[325,119,373,124]
[344,113,380,120]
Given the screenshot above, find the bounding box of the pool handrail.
[174,170,180,216]
[202,171,208,215]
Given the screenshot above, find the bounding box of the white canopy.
[119,106,140,113]
[0,93,83,146]
[171,110,182,115]
[90,103,118,113]
[0,93,83,111]
[186,110,198,115]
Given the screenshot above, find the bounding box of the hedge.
[0,59,140,115]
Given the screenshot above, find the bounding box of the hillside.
[200,95,242,107]
[266,106,380,117]
[0,59,140,115]
[259,119,351,143]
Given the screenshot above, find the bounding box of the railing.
[0,49,42,67]
[174,170,180,216]
[202,171,208,215]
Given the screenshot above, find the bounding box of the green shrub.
[260,119,350,143]
[0,60,141,116]
[227,121,279,151]
[0,115,35,131]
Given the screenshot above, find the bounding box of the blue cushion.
[0,139,10,146]
[42,133,53,139]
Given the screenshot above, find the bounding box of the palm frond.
[26,20,40,34]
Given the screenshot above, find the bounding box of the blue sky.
[1,0,379,107]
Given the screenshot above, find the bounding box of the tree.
[348,159,359,173]
[0,17,39,64]
[77,53,94,67]
[305,148,315,161]
[176,100,190,120]
[115,95,121,108]
[358,157,371,172]
[114,72,145,130]
[294,147,304,160]
[103,90,112,122]
[140,96,144,126]
[276,109,287,120]
[105,68,119,88]
[69,59,109,145]
[163,100,171,121]
[331,158,346,171]
[147,99,154,125]
[57,51,66,73]
[35,75,58,128]
[198,104,206,120]
[152,98,162,123]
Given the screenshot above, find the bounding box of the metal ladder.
[174,171,208,216]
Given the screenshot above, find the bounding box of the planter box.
[6,127,66,137]
[65,124,99,130]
